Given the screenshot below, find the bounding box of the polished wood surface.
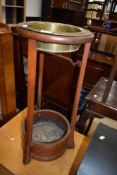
[52,0,83,11]
[77,76,117,135]
[83,51,117,90]
[41,0,86,26]
[68,43,91,148]
[86,77,117,119]
[23,39,37,164]
[0,25,16,122]
[0,108,88,175]
[0,22,10,30]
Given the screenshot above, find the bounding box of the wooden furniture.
[77,123,117,175]
[78,50,117,90]
[0,108,89,175]
[51,0,83,11]
[41,1,117,90]
[88,20,117,35]
[77,77,117,134]
[0,0,26,24]
[86,21,117,55]
[12,31,117,122]
[77,24,117,133]
[85,0,109,20]
[82,19,117,90]
[16,22,93,164]
[85,0,117,21]
[12,31,78,113]
[77,52,117,134]
[0,24,16,123]
[41,0,86,26]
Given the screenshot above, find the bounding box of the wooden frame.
[16,22,93,164]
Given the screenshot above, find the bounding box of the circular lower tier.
[23,109,70,161]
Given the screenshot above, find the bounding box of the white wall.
[26,0,42,17]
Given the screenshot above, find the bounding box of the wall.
[26,0,42,17]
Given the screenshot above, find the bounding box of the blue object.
[78,89,88,115]
[103,21,112,30]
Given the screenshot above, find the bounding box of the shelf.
[85,0,109,20]
[88,1,104,5]
[0,0,25,24]
[86,9,98,11]
[86,17,100,20]
[2,5,24,8]
[70,0,82,4]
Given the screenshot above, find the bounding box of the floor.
[88,117,117,138]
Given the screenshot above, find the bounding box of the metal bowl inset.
[18,21,92,53]
[37,42,80,53]
[20,22,82,36]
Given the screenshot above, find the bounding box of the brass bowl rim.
[18,21,92,37]
[37,42,80,53]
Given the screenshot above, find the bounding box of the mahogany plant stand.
[16,22,93,164]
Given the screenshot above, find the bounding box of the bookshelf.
[0,0,26,25]
[85,0,109,20]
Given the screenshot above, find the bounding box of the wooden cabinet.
[51,0,83,11]
[83,52,116,90]
[0,0,26,24]
[41,0,86,26]
[0,24,16,123]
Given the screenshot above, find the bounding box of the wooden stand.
[16,22,93,164]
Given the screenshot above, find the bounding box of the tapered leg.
[68,43,91,148]
[37,52,44,110]
[23,39,37,164]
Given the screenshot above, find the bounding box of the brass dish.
[19,21,88,36]
[37,42,80,53]
[18,21,91,53]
